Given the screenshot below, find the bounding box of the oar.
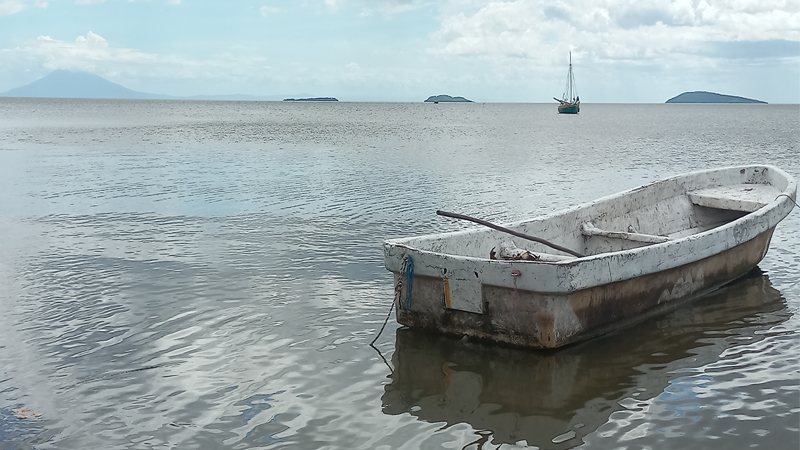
[436,210,586,258]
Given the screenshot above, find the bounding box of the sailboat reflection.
[382,269,788,448]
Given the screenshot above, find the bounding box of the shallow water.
[0,99,798,449]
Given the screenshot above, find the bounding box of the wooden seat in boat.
[581,222,671,244]
[687,184,782,212]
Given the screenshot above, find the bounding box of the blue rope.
[404,256,414,308]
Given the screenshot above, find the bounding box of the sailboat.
[554,52,580,114]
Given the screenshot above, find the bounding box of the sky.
[0,0,798,103]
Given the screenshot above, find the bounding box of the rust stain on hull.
[394,230,775,349]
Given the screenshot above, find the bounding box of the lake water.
[0,98,798,449]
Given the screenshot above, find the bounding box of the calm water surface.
[0,99,798,449]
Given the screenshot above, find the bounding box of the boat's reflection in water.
[381,269,788,448]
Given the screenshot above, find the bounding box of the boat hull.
[393,228,774,348]
[558,103,579,114]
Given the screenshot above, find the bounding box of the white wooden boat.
[383,165,796,349]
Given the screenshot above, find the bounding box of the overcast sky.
[1,0,798,102]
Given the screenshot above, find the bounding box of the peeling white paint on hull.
[384,165,796,349]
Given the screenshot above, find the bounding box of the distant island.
[283,97,338,101]
[666,91,766,104]
[424,94,472,103]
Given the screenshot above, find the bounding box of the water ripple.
[0,99,797,449]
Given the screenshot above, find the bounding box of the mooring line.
[776,193,799,209]
[370,300,395,347]
[369,299,395,374]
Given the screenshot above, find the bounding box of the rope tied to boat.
[369,255,412,346]
[368,255,416,372]
[403,255,414,308]
[776,193,799,209]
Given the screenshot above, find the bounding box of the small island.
[283,97,338,101]
[424,94,473,103]
[666,91,766,104]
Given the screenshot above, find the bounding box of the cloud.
[429,0,800,66]
[28,32,157,71]
[0,0,49,15]
[73,31,109,47]
[1,32,186,87]
[0,0,27,16]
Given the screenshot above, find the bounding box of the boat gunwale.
[384,165,796,293]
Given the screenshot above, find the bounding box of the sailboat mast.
[563,51,575,103]
[568,52,573,103]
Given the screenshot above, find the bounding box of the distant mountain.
[0,70,170,99]
[283,97,338,101]
[424,94,472,103]
[666,91,766,104]
[0,70,281,101]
